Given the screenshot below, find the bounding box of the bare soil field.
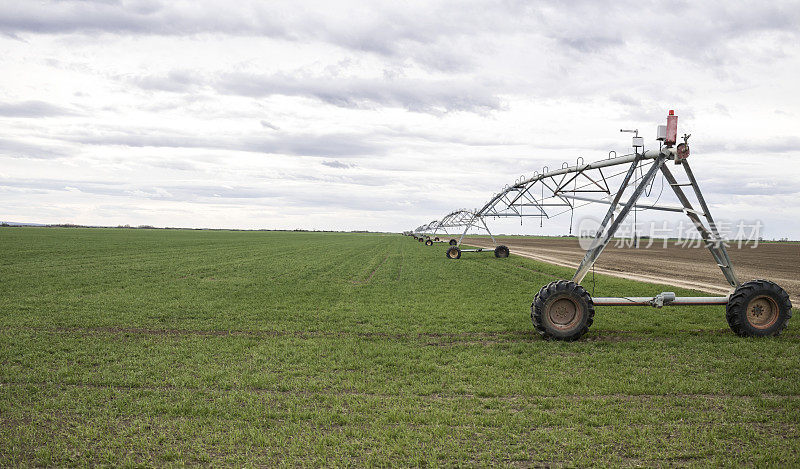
[462,237,800,303]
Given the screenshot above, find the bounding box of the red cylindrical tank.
[666,110,678,145]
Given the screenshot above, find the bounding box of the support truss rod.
[560,194,685,213]
[593,295,729,306]
[475,151,657,217]
[572,150,666,284]
[660,163,739,287]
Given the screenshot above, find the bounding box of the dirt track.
[461,237,800,303]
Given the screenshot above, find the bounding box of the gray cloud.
[5,0,797,81]
[260,120,279,130]
[375,126,522,147]
[556,36,624,54]
[322,160,355,169]
[0,138,73,159]
[147,158,201,172]
[215,72,502,113]
[0,1,289,37]
[0,177,280,201]
[126,67,503,114]
[700,136,800,154]
[132,70,198,92]
[534,1,800,66]
[0,100,77,117]
[701,173,800,197]
[0,175,430,213]
[0,1,481,72]
[54,120,527,164]
[63,131,386,157]
[609,94,640,108]
[281,171,395,188]
[3,1,798,73]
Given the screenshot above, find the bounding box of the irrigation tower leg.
[480,217,497,245]
[587,156,642,244]
[682,161,738,282]
[572,155,667,284]
[458,213,478,245]
[660,163,739,287]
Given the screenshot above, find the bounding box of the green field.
[1,228,798,466]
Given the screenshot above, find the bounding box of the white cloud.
[0,0,799,237]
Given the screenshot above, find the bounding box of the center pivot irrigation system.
[407,111,792,340]
[410,221,437,244]
[408,211,510,255]
[419,210,510,257]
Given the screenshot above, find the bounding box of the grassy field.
[1,228,798,466]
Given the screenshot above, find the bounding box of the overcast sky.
[2,0,800,237]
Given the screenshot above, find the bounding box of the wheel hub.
[746,295,779,329]
[547,297,579,329]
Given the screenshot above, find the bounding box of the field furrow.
[0,228,797,466]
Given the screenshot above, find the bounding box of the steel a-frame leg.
[479,217,497,245]
[571,153,740,288]
[457,213,479,245]
[572,154,666,284]
[430,223,451,241]
[457,214,474,245]
[660,162,739,287]
[456,213,496,246]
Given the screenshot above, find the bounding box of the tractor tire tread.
[531,280,594,341]
[725,279,792,337]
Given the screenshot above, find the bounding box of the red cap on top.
[669,110,675,115]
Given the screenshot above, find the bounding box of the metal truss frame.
[435,113,755,308]
[432,209,500,252]
[467,145,738,295]
[409,111,793,341]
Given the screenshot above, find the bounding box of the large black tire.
[425,239,433,246]
[449,239,457,246]
[494,245,510,258]
[446,246,461,259]
[726,280,792,337]
[532,280,594,341]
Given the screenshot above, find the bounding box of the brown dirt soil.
[462,237,800,304]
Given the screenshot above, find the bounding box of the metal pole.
[660,164,739,287]
[572,153,667,284]
[681,161,737,280]
[592,295,729,306]
[457,212,477,246]
[579,155,642,253]
[682,162,720,236]
[480,217,497,246]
